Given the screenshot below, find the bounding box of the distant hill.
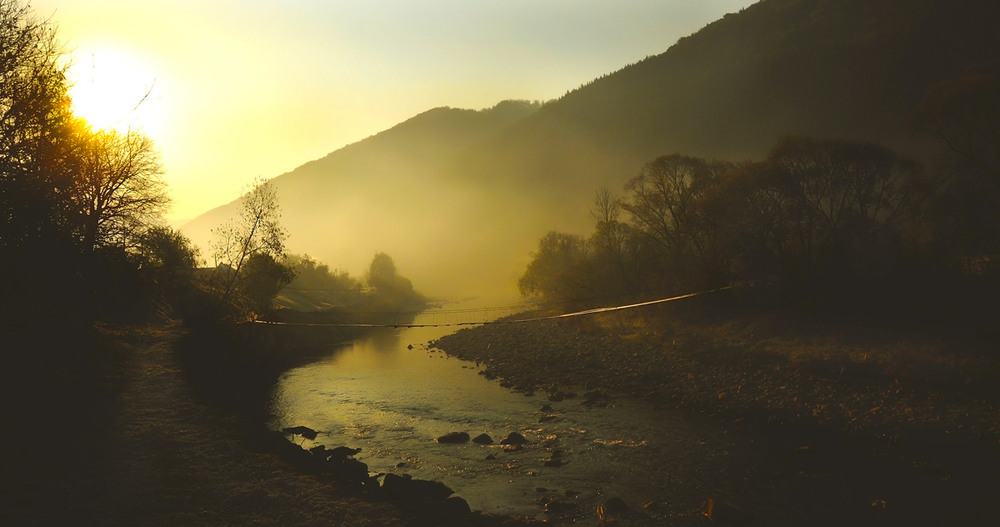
[181,0,1000,299]
[181,100,542,298]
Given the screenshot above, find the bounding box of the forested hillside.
[181,0,1000,298]
[469,0,1000,195]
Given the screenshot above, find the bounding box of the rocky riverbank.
[430,299,1000,525]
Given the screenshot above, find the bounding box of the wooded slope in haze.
[181,0,1000,299]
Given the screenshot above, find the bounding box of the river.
[267,303,734,521]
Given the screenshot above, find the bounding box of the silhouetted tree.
[281,254,364,307]
[762,136,923,284]
[702,161,789,284]
[0,1,89,324]
[916,61,1000,260]
[917,60,1000,185]
[74,128,170,250]
[0,0,77,250]
[518,231,590,303]
[212,177,289,303]
[284,254,362,292]
[588,187,635,296]
[365,252,399,293]
[134,226,199,299]
[239,252,294,315]
[364,252,425,309]
[621,154,730,290]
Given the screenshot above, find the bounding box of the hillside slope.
[182,0,1000,299]
[466,0,1000,197]
[181,101,541,298]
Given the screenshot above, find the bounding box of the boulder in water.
[282,425,318,440]
[382,473,454,503]
[472,433,494,444]
[437,431,470,444]
[500,431,529,445]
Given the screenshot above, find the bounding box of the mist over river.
[266,303,740,521]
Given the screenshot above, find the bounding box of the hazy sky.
[32,0,756,222]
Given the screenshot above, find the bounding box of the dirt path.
[3,323,413,526]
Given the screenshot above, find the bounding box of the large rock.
[282,425,318,440]
[500,431,529,445]
[382,473,455,504]
[440,496,472,519]
[309,444,362,462]
[471,433,494,444]
[326,445,362,460]
[330,457,372,486]
[437,431,470,444]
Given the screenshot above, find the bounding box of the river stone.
[471,433,494,444]
[331,457,370,484]
[282,425,318,440]
[437,431,470,444]
[382,473,454,503]
[500,431,529,445]
[327,446,362,460]
[441,496,472,518]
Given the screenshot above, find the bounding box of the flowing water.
[268,303,731,520]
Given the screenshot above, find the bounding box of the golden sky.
[33,0,755,223]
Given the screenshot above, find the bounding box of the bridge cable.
[251,285,732,329]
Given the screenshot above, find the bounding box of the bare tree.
[622,154,717,257]
[212,177,288,301]
[589,187,632,292]
[75,127,170,250]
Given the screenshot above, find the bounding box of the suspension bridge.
[253,286,732,328]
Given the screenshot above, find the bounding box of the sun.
[67,49,164,137]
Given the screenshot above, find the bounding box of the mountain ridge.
[181,0,1000,298]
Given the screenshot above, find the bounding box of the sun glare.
[68,49,164,137]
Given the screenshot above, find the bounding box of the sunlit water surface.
[268,303,715,518]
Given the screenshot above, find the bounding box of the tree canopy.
[518,132,992,317]
[1,0,189,323]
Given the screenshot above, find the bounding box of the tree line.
[520,62,1000,321]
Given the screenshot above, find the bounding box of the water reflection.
[268,305,726,518]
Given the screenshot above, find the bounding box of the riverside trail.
[2,322,415,526]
